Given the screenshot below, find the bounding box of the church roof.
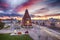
[23,9,31,19]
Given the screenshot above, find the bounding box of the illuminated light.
[27,21,30,24]
[57,22,60,24]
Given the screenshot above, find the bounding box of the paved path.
[28,24,60,40]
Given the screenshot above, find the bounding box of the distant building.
[21,9,32,26]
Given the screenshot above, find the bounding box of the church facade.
[21,9,32,27]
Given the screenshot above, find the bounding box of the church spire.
[23,9,30,18]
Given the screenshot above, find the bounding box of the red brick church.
[21,9,32,26]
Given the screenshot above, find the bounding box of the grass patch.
[0,34,33,40]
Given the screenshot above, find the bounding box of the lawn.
[0,34,33,40]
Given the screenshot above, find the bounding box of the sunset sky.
[0,0,60,16]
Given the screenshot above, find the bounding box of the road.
[28,24,60,40]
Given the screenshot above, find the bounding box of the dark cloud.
[46,0,60,7]
[0,0,5,3]
[33,8,49,14]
